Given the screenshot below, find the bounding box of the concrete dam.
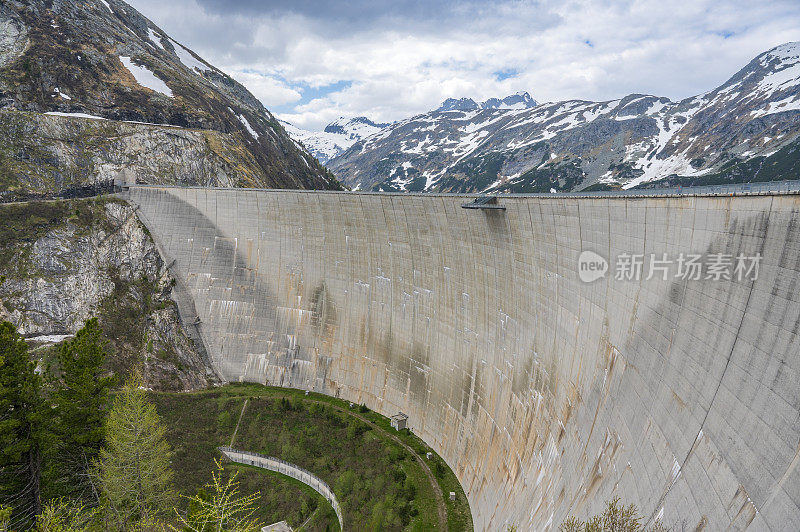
[125,186,800,531]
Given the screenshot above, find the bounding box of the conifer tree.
[95,373,175,530]
[0,321,47,528]
[47,318,114,501]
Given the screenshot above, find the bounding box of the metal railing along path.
[218,446,344,531]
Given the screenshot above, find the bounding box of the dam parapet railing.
[218,446,344,530]
[121,179,800,199]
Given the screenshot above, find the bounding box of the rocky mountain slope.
[438,91,537,112]
[0,0,339,200]
[0,197,218,391]
[329,44,800,193]
[282,116,390,164]
[280,95,536,166]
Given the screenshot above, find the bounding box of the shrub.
[559,497,669,532]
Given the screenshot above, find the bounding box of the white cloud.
[228,70,301,107]
[128,0,800,131]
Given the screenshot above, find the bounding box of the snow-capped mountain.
[329,44,800,193]
[282,116,390,164]
[438,91,538,112]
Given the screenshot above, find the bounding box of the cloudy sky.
[126,0,800,131]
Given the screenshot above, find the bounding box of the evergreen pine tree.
[95,372,175,530]
[0,321,47,528]
[46,318,114,502]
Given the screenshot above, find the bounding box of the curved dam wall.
[126,186,800,531]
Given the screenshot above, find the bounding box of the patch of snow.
[389,172,413,191]
[646,100,670,115]
[237,114,259,139]
[750,93,800,118]
[622,100,709,188]
[45,111,105,120]
[449,129,489,161]
[715,79,743,97]
[53,87,71,100]
[506,108,553,130]
[543,111,584,131]
[760,42,800,69]
[624,151,704,189]
[448,110,482,122]
[99,0,113,13]
[461,112,507,133]
[147,28,164,50]
[597,170,617,184]
[27,334,73,344]
[482,178,504,192]
[755,48,800,96]
[423,169,445,190]
[170,40,208,74]
[119,56,173,97]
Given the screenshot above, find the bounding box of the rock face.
[281,116,390,164]
[0,5,28,69]
[0,110,270,200]
[0,197,217,391]
[0,0,339,198]
[129,185,800,531]
[329,44,800,193]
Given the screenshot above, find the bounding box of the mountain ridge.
[282,92,538,165]
[282,116,390,164]
[329,43,800,193]
[438,91,538,112]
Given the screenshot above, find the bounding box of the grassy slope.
[150,391,333,530]
[151,384,472,531]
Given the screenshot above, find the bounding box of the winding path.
[229,398,248,447]
[227,395,449,530]
[308,399,449,530]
